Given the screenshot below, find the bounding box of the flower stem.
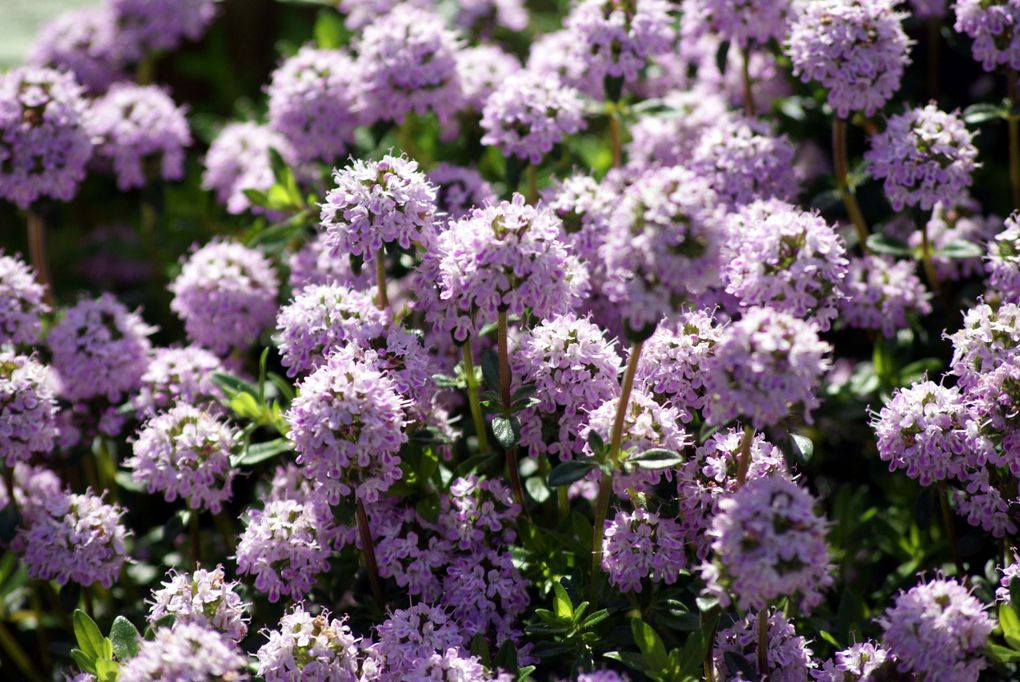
[832,118,870,251]
[608,108,623,168]
[190,510,201,570]
[1009,72,1020,210]
[497,311,526,510]
[590,340,643,599]
[375,249,389,311]
[741,47,756,117]
[734,425,756,487]
[356,498,385,606]
[526,165,538,204]
[462,340,491,454]
[26,209,53,306]
[756,609,769,675]
[937,482,965,578]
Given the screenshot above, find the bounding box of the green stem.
[734,426,756,487]
[1010,73,1020,211]
[0,620,44,682]
[590,341,643,600]
[557,486,569,523]
[832,118,870,251]
[741,47,756,117]
[462,340,491,454]
[26,209,53,306]
[356,498,384,606]
[756,609,769,676]
[608,109,622,168]
[375,249,389,312]
[526,165,538,204]
[497,311,526,511]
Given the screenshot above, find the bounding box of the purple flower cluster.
[677,428,789,559]
[429,163,497,219]
[480,72,585,164]
[148,566,249,641]
[513,314,621,459]
[626,90,731,169]
[455,45,521,115]
[0,67,92,208]
[109,0,217,60]
[703,476,832,611]
[119,623,247,682]
[948,302,1020,389]
[203,122,303,215]
[682,0,791,49]
[321,155,438,259]
[428,195,587,341]
[814,641,890,682]
[48,293,154,403]
[267,46,362,163]
[955,0,1020,71]
[256,606,362,682]
[170,240,279,355]
[286,346,407,505]
[455,0,528,34]
[0,251,48,345]
[602,509,686,592]
[702,307,832,429]
[840,255,932,337]
[987,212,1020,300]
[276,284,387,377]
[134,346,226,417]
[87,84,191,190]
[866,105,978,211]
[880,578,993,682]
[713,610,816,682]
[563,0,675,86]
[128,403,236,513]
[0,351,58,465]
[288,234,375,292]
[786,0,911,118]
[28,6,126,94]
[357,5,462,127]
[722,199,848,331]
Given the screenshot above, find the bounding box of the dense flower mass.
[682,0,791,49]
[286,346,407,504]
[134,346,225,417]
[321,155,437,259]
[202,122,303,215]
[881,578,993,682]
[170,240,279,355]
[866,105,978,211]
[28,6,125,93]
[429,163,497,219]
[47,293,154,402]
[128,403,236,512]
[721,199,848,330]
[148,566,249,641]
[267,46,362,163]
[702,306,832,429]
[988,213,1020,300]
[786,0,911,118]
[119,623,248,682]
[703,476,832,611]
[713,610,816,682]
[87,83,191,190]
[948,302,1020,389]
[0,66,92,208]
[480,71,585,164]
[356,5,463,127]
[0,251,48,345]
[456,46,521,114]
[602,509,685,592]
[563,0,675,86]
[257,606,361,681]
[955,0,1020,71]
[814,641,890,682]
[428,195,586,341]
[109,0,217,60]
[0,351,57,465]
[840,255,932,337]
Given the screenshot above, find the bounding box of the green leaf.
[230,438,292,467]
[786,433,814,468]
[95,658,118,682]
[494,638,519,673]
[70,649,97,675]
[935,239,984,259]
[631,619,669,672]
[999,603,1020,650]
[987,642,1020,663]
[469,633,491,662]
[313,8,348,48]
[73,609,105,660]
[416,494,441,524]
[714,40,730,77]
[1010,577,1020,619]
[525,475,550,503]
[587,430,606,456]
[491,416,521,450]
[516,665,536,682]
[552,581,572,620]
[0,503,20,544]
[629,448,684,470]
[480,349,501,394]
[723,651,757,678]
[242,188,269,208]
[110,616,142,660]
[866,233,912,257]
[229,392,262,420]
[964,101,1008,125]
[212,372,260,399]
[548,460,597,487]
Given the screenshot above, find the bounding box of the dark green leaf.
[70,649,96,675]
[629,448,684,470]
[416,494,441,524]
[73,609,105,660]
[552,581,572,620]
[587,430,606,456]
[723,651,757,678]
[0,503,20,544]
[110,617,141,660]
[714,40,730,76]
[480,349,501,393]
[212,372,260,399]
[631,619,668,672]
[548,461,596,487]
[1000,603,1020,650]
[866,233,912,257]
[60,582,82,613]
[242,188,269,207]
[230,438,291,467]
[491,416,521,450]
[963,102,1008,125]
[987,642,1020,663]
[494,638,519,673]
[935,239,984,259]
